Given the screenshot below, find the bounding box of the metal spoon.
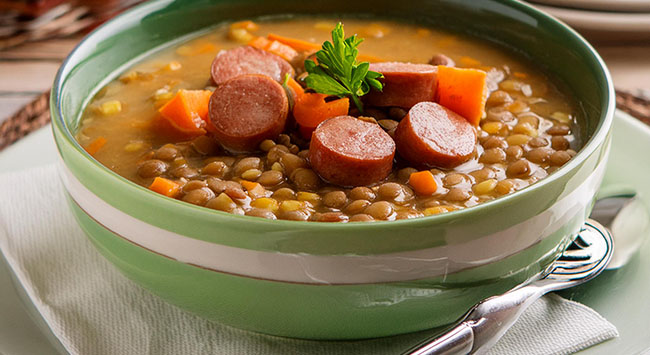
[403,219,614,355]
[590,193,647,269]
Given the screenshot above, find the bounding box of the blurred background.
[0,0,649,147]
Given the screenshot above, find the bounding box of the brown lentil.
[547,125,570,136]
[479,148,506,164]
[233,157,262,177]
[182,187,215,206]
[364,201,394,220]
[445,187,471,201]
[257,170,284,187]
[349,186,375,201]
[272,187,296,200]
[182,180,207,192]
[344,199,371,215]
[201,161,229,177]
[528,137,548,148]
[291,168,321,191]
[154,145,178,161]
[551,136,570,150]
[505,145,524,161]
[323,190,347,208]
[550,151,571,166]
[138,159,168,178]
[349,213,374,222]
[526,147,553,164]
[246,208,277,219]
[506,159,532,177]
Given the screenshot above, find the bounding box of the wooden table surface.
[1,36,649,125]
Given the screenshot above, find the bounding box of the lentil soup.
[76,18,580,223]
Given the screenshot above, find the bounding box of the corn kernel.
[297,192,320,203]
[423,206,455,216]
[280,200,304,212]
[124,141,146,152]
[260,139,276,152]
[210,193,236,212]
[241,168,262,180]
[251,197,279,212]
[271,162,284,172]
[481,122,503,135]
[473,179,498,195]
[551,111,572,123]
[99,100,122,115]
[513,122,538,137]
[228,28,254,44]
[506,134,531,146]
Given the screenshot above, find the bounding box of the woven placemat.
[1,89,649,152]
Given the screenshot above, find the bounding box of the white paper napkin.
[0,165,618,355]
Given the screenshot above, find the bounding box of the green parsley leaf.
[303,23,384,113]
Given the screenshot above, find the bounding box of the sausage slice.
[309,116,395,187]
[364,62,438,108]
[211,46,295,85]
[394,102,476,168]
[209,74,288,152]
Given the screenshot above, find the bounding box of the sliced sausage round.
[309,116,395,187]
[364,62,438,108]
[209,74,288,152]
[210,46,295,85]
[394,102,476,168]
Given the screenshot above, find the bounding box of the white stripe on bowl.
[59,152,607,284]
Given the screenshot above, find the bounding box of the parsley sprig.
[304,23,384,113]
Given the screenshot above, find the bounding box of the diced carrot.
[240,180,259,191]
[85,136,107,156]
[240,181,266,198]
[293,93,349,138]
[248,36,271,49]
[436,66,487,126]
[513,72,528,79]
[149,177,181,198]
[248,36,298,62]
[409,171,438,196]
[158,89,212,136]
[267,33,321,52]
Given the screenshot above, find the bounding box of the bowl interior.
[52,0,614,254]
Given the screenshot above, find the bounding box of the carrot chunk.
[293,93,349,138]
[248,37,298,62]
[408,170,438,196]
[436,66,487,126]
[85,136,107,156]
[149,177,181,198]
[267,33,321,52]
[157,89,212,136]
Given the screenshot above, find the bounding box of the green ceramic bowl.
[51,0,614,340]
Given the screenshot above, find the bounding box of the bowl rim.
[51,0,615,231]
